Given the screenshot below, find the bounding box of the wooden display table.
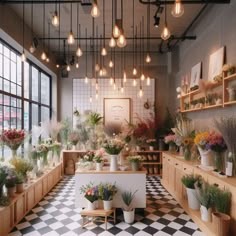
[75,168,146,209]
[80,208,116,230]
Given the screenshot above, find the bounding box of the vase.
[200,205,212,222]
[87,199,96,211]
[16,183,24,193]
[227,87,236,101]
[123,209,135,224]
[11,149,17,159]
[131,162,139,171]
[168,143,176,153]
[214,152,225,172]
[198,147,214,167]
[212,212,231,236]
[96,162,103,171]
[103,200,113,210]
[7,186,16,198]
[136,146,141,151]
[149,146,154,151]
[186,188,200,210]
[226,152,236,176]
[110,155,118,171]
[184,146,191,160]
[72,145,77,150]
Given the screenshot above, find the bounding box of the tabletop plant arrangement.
[94,148,105,171]
[128,155,143,171]
[164,134,177,152]
[146,138,156,151]
[68,130,80,150]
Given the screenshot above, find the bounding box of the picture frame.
[190,62,202,90]
[208,46,225,81]
[103,98,131,128]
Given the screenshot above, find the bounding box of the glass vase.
[11,149,17,159]
[168,143,176,153]
[184,146,191,160]
[213,152,224,173]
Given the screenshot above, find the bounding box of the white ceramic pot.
[186,188,200,210]
[87,199,96,211]
[96,162,103,171]
[198,147,214,167]
[123,209,135,224]
[200,205,212,222]
[149,146,154,151]
[103,200,113,210]
[110,155,118,171]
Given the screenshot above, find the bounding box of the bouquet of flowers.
[83,151,95,162]
[80,182,99,203]
[146,139,156,147]
[0,162,15,189]
[128,155,143,163]
[194,131,210,150]
[98,182,117,201]
[164,134,176,145]
[68,130,80,146]
[52,141,62,157]
[0,129,26,151]
[102,136,125,155]
[206,132,227,153]
[94,148,105,163]
[10,158,33,180]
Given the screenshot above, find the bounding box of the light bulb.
[66,65,71,71]
[109,60,114,68]
[91,0,100,18]
[95,63,100,72]
[133,79,137,87]
[123,71,127,83]
[146,76,150,86]
[113,24,120,38]
[76,62,79,68]
[56,64,60,68]
[177,94,181,99]
[89,96,92,103]
[52,11,59,27]
[29,45,35,54]
[121,86,124,93]
[67,30,75,44]
[21,51,26,62]
[46,57,50,63]
[110,77,113,85]
[139,87,143,98]
[85,76,88,84]
[176,87,182,93]
[95,82,99,90]
[161,23,171,40]
[41,51,47,60]
[101,47,107,56]
[141,73,145,81]
[171,0,184,18]
[145,53,151,63]
[113,83,116,90]
[96,92,98,99]
[133,67,137,76]
[76,47,83,57]
[99,68,103,76]
[109,36,116,48]
[102,67,107,76]
[117,34,127,48]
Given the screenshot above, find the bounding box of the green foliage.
[121,190,138,211]
[181,174,201,189]
[10,158,33,178]
[86,112,103,127]
[98,182,117,201]
[212,187,231,214]
[0,195,10,206]
[60,118,71,145]
[15,172,24,184]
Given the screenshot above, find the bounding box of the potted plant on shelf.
[164,134,176,152]
[121,190,138,224]
[94,148,105,171]
[181,174,201,210]
[5,174,16,198]
[212,187,231,236]
[128,155,143,171]
[15,172,24,193]
[98,182,117,210]
[146,139,156,151]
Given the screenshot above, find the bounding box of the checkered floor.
[9,176,203,236]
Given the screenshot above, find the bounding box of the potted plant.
[98,182,117,210]
[94,148,105,171]
[195,181,214,222]
[146,139,156,151]
[164,134,177,152]
[15,172,24,193]
[68,130,80,150]
[5,174,16,198]
[212,188,231,236]
[181,174,201,210]
[121,190,137,223]
[128,155,143,171]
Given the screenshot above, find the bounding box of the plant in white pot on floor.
[181,174,201,210]
[121,190,137,224]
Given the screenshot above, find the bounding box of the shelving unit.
[137,151,162,176]
[179,73,236,112]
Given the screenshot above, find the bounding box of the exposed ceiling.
[2,0,230,64]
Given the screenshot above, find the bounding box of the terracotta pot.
[16,183,24,193]
[7,186,16,197]
[212,212,231,236]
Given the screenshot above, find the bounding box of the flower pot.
[96,162,103,171]
[16,183,24,193]
[72,145,77,150]
[186,188,200,210]
[136,146,141,151]
[123,209,135,224]
[214,152,225,172]
[169,143,176,153]
[200,205,212,222]
[103,200,113,210]
[7,186,16,198]
[149,146,154,151]
[212,212,231,236]
[110,155,118,171]
[87,199,96,211]
[184,146,191,160]
[198,147,213,167]
[131,162,139,171]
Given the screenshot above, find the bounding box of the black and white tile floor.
[9,176,204,236]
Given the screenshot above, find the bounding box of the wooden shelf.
[142,162,161,165]
[224,73,236,82]
[181,104,222,113]
[224,100,236,106]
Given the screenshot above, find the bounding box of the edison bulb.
[76,47,83,57]
[101,47,107,56]
[91,1,100,18]
[21,51,26,62]
[95,63,100,72]
[117,34,127,48]
[161,24,171,40]
[133,67,137,76]
[67,30,75,44]
[141,73,145,81]
[109,36,116,47]
[41,51,47,60]
[145,53,151,63]
[56,64,60,68]
[29,45,35,54]
[121,86,124,93]
[85,76,88,84]
[123,71,127,83]
[52,11,59,27]
[46,57,50,63]
[139,88,143,98]
[99,68,103,76]
[171,0,184,17]
[133,79,137,86]
[109,60,114,68]
[113,24,120,38]
[102,67,107,76]
[66,65,71,71]
[146,76,150,86]
[76,62,79,68]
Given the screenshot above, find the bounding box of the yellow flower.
[194,132,209,146]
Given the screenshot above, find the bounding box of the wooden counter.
[75,167,146,209]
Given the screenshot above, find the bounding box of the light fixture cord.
[142,16,144,71]
[77,2,79,47]
[140,21,142,74]
[58,2,60,59]
[70,2,72,31]
[31,2,33,40]
[43,0,45,49]
[92,18,95,79]
[22,1,25,49]
[85,28,87,76]
[103,0,105,47]
[48,22,50,56]
[132,0,135,69]
[165,0,167,24]
[147,0,150,53]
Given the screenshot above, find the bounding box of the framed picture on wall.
[190,62,202,91]
[104,98,131,132]
[208,46,225,81]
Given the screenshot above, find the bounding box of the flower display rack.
[179,73,236,113]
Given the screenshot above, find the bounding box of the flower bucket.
[96,162,103,171]
[123,209,135,224]
[149,146,154,151]
[103,200,113,210]
[131,162,139,171]
[186,188,200,210]
[198,147,214,167]
[212,212,231,236]
[87,200,96,211]
[110,155,118,171]
[200,205,212,222]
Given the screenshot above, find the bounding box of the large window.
[0,39,52,159]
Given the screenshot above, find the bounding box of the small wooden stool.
[80,208,116,230]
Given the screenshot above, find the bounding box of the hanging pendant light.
[146,76,150,86]
[161,0,171,40]
[139,85,143,98]
[85,29,89,83]
[91,0,100,18]
[109,36,116,48]
[123,71,127,83]
[117,0,127,48]
[101,0,107,56]
[52,1,59,27]
[76,5,83,57]
[41,1,47,60]
[141,73,145,81]
[29,3,36,54]
[67,64,71,71]
[145,53,151,63]
[113,22,120,38]
[109,60,114,68]
[172,0,184,18]
[76,61,79,68]
[68,3,75,44]
[133,78,137,87]
[85,76,88,84]
[121,86,124,93]
[95,64,100,72]
[145,0,151,63]
[21,2,26,62]
[110,77,114,85]
[101,47,107,56]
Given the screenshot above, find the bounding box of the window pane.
[11,51,16,62]
[3,106,10,129]
[11,83,16,95]
[17,56,22,85]
[32,103,38,126]
[11,60,16,83]
[17,85,21,96]
[3,57,10,80]
[41,73,50,105]
[16,108,22,129]
[24,101,29,131]
[24,62,29,99]
[0,54,2,77]
[10,107,17,129]
[32,66,38,101]
[41,106,50,122]
[3,46,10,58]
[4,79,10,92]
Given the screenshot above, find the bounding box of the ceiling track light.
[172,0,184,17]
[91,0,100,18]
